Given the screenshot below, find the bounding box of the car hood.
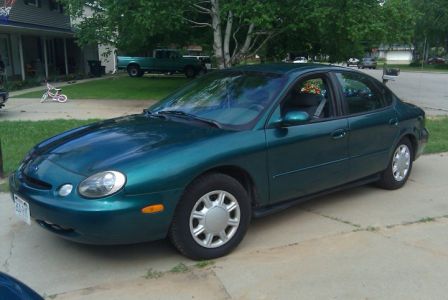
[28,114,225,175]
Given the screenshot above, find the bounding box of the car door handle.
[331,129,347,139]
[389,118,399,126]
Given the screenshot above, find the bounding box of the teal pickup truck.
[117,49,206,78]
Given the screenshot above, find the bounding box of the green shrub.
[434,64,448,70]
[409,61,422,67]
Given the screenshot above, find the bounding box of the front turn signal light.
[141,204,164,214]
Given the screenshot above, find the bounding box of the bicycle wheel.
[40,92,48,103]
[57,94,68,103]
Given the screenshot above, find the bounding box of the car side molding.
[253,173,381,218]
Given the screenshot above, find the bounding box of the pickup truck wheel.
[184,66,196,79]
[127,65,140,77]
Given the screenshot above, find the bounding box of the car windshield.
[150,70,286,130]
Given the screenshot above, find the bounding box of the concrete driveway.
[1,153,447,299]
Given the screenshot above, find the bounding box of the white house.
[377,44,414,64]
[72,4,116,74]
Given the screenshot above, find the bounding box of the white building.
[377,44,414,64]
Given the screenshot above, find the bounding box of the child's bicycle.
[41,82,68,103]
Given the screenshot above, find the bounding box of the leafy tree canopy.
[62,0,418,66]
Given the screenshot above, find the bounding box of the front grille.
[36,220,74,235]
[22,174,52,190]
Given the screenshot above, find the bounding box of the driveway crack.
[2,229,16,273]
[302,208,362,228]
[210,268,233,299]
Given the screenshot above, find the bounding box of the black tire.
[137,70,144,77]
[127,65,140,77]
[169,173,251,260]
[377,138,413,190]
[184,66,196,79]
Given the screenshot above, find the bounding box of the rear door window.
[335,72,386,115]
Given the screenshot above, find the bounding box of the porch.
[0,25,98,81]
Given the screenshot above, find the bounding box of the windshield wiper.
[157,110,222,128]
[143,109,167,119]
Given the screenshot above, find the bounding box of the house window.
[49,0,63,13]
[24,0,41,7]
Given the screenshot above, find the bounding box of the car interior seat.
[283,93,326,118]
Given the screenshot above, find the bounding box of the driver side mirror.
[279,111,311,127]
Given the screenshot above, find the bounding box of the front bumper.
[9,168,183,245]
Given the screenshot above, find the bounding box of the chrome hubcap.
[189,190,240,248]
[392,144,411,181]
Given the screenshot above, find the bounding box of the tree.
[411,0,448,60]
[62,0,418,67]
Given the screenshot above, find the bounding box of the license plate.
[13,194,31,225]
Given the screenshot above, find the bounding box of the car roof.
[232,63,347,76]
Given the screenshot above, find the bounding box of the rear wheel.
[377,138,413,190]
[127,65,140,77]
[57,94,68,103]
[169,173,251,260]
[184,66,196,79]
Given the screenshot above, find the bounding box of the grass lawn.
[424,117,448,154]
[16,75,190,100]
[1,117,447,190]
[0,119,97,177]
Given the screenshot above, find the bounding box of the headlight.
[78,171,126,199]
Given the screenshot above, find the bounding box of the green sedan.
[10,64,428,260]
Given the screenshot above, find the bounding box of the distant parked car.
[0,272,43,300]
[427,57,446,65]
[346,58,359,66]
[0,88,8,109]
[358,57,377,69]
[293,57,308,63]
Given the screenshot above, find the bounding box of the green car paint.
[9,64,428,246]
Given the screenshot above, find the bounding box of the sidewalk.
[0,98,155,120]
[1,153,447,299]
[8,75,119,98]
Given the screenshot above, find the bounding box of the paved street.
[1,153,447,299]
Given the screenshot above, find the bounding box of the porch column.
[18,35,25,81]
[63,38,68,75]
[42,37,48,79]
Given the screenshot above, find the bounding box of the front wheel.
[377,138,413,190]
[40,92,48,103]
[184,66,196,79]
[57,94,68,103]
[169,173,251,260]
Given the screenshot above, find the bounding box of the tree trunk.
[223,11,233,67]
[231,23,254,65]
[211,0,225,69]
